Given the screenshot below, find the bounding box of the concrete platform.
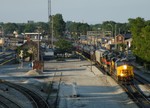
[51,60,138,108]
[0,59,148,108]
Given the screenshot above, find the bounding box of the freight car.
[95,49,109,69]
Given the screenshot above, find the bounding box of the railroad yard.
[1,1,150,108]
[0,56,149,108]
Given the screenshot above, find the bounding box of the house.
[105,33,132,51]
[115,33,132,51]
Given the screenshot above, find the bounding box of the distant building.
[27,20,34,24]
[22,32,42,43]
[87,31,101,37]
[115,34,125,44]
[115,33,132,45]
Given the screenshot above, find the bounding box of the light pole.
[38,32,40,61]
[90,51,94,72]
[97,27,102,48]
[114,24,117,50]
[37,27,41,61]
[51,16,54,49]
[108,24,113,37]
[0,25,4,52]
[108,24,118,50]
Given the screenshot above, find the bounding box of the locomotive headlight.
[121,73,124,77]
[123,65,127,70]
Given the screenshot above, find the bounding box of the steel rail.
[3,81,49,108]
[0,94,22,108]
[125,83,150,108]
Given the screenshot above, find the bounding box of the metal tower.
[48,0,51,21]
[48,0,53,48]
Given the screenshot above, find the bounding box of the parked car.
[44,48,54,57]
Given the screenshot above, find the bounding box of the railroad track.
[122,83,150,108]
[96,63,150,108]
[0,94,22,108]
[2,80,49,108]
[0,52,16,66]
[134,73,150,94]
[76,51,150,107]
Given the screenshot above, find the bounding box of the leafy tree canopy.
[55,39,73,56]
[50,14,66,38]
[129,17,150,62]
[3,23,18,34]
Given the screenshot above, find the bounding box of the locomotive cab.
[115,59,134,82]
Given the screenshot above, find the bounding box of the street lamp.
[90,51,94,72]
[108,24,118,50]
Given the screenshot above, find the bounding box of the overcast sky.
[0,0,150,24]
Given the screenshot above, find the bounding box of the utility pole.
[0,25,4,52]
[108,24,113,37]
[38,32,40,61]
[51,16,54,49]
[115,24,117,50]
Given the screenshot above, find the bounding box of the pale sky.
[0,0,150,24]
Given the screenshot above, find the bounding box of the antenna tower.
[48,0,53,48]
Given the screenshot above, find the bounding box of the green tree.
[51,14,66,38]
[36,22,49,35]
[66,21,91,40]
[78,23,90,35]
[129,17,150,63]
[16,24,26,34]
[3,23,18,34]
[140,25,150,62]
[24,23,36,32]
[128,17,145,58]
[55,39,73,57]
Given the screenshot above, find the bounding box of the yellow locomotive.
[109,59,134,82]
[95,49,134,83]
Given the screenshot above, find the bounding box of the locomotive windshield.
[115,59,128,67]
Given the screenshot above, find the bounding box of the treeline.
[1,14,150,64]
[0,22,49,35]
[0,14,130,37]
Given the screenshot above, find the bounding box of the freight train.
[76,44,134,83]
